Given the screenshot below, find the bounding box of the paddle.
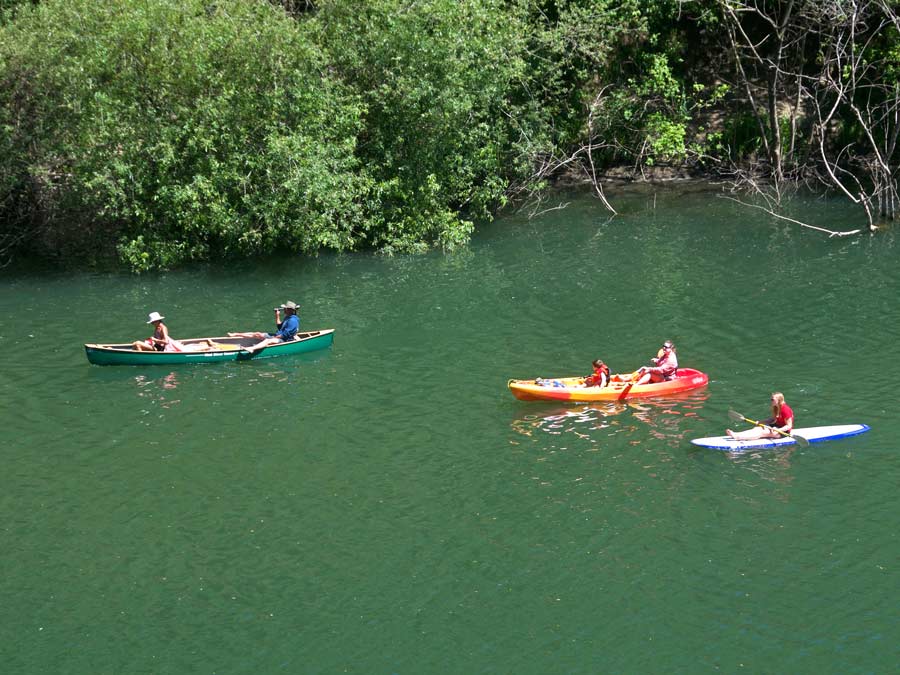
[604,370,642,400]
[622,367,651,389]
[727,409,809,447]
[608,370,640,388]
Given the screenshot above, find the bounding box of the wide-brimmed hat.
[280,301,299,310]
[146,311,165,323]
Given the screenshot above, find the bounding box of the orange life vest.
[585,363,610,386]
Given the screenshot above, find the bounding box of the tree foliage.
[1,0,898,269]
[0,0,368,270]
[312,0,532,251]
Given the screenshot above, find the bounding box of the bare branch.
[718,194,864,236]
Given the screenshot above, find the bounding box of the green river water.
[1,187,897,674]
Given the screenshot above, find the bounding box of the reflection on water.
[509,390,710,450]
[135,371,180,390]
[629,393,708,446]
[134,371,182,408]
[724,445,798,489]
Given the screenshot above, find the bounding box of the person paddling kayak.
[634,340,677,385]
[726,392,794,440]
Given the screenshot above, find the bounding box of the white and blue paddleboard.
[691,424,870,451]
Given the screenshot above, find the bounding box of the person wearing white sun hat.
[132,311,170,352]
[131,311,215,352]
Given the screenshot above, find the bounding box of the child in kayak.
[726,392,794,440]
[583,359,610,387]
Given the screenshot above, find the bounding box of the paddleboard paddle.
[727,409,809,447]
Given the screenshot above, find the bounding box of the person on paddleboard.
[634,340,677,385]
[583,359,610,387]
[726,392,794,440]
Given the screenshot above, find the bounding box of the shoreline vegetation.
[2,0,898,272]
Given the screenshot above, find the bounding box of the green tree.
[312,0,534,251]
[511,1,722,200]
[0,0,369,270]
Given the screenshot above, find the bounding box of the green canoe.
[84,329,335,366]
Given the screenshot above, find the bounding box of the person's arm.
[773,412,793,434]
[270,314,296,339]
[152,323,170,345]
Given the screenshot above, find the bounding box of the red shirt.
[772,403,794,430]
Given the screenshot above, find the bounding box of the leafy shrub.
[0,0,368,270]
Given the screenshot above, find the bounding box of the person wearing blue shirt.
[229,301,301,351]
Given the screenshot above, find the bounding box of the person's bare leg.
[726,427,767,441]
[244,337,281,352]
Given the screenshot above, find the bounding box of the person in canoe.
[132,312,216,352]
[726,392,794,440]
[132,312,173,352]
[634,340,678,385]
[583,359,610,387]
[229,300,300,351]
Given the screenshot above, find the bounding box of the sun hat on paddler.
[146,311,165,323]
[280,301,299,310]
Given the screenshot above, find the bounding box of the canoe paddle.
[727,409,809,447]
